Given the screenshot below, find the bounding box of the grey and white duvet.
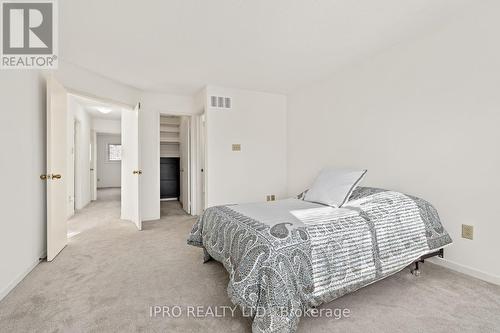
[187,187,452,333]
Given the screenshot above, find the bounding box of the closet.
[160,116,180,200]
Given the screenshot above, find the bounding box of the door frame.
[179,116,191,212]
[90,130,97,201]
[158,111,205,216]
[73,119,81,209]
[47,84,142,262]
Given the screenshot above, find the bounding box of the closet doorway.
[160,115,190,216]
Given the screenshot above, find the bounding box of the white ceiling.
[60,0,469,95]
[70,94,122,120]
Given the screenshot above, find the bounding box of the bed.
[187,187,452,333]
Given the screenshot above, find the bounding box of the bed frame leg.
[410,248,444,277]
[410,260,422,276]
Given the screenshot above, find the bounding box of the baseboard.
[0,251,45,302]
[160,197,178,202]
[142,214,161,222]
[429,257,500,286]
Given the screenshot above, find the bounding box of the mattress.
[187,187,452,333]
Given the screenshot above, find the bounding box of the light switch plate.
[232,144,241,151]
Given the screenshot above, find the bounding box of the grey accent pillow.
[304,168,367,207]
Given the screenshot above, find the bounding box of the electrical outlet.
[462,224,474,240]
[266,195,276,201]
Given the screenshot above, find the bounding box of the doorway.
[66,93,125,237]
[159,113,196,217]
[45,76,142,261]
[159,115,186,216]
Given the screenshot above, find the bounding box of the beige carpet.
[1,188,499,332]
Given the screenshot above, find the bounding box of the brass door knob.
[40,174,49,180]
[133,170,142,175]
[51,174,62,179]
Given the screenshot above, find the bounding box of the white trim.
[0,251,45,302]
[160,197,178,201]
[67,91,135,110]
[429,257,500,286]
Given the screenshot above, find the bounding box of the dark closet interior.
[160,157,180,199]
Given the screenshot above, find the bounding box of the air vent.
[210,96,217,108]
[209,95,232,109]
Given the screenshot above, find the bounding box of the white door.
[200,114,206,211]
[46,76,68,261]
[121,103,142,230]
[179,116,190,213]
[90,130,97,201]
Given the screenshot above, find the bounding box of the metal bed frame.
[410,248,444,276]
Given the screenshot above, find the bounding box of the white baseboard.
[0,251,45,302]
[142,214,161,222]
[160,197,178,202]
[429,257,500,286]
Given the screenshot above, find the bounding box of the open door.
[179,116,190,214]
[46,76,68,261]
[90,130,97,201]
[121,103,142,230]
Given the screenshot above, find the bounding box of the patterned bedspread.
[187,187,452,333]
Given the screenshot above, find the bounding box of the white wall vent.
[210,96,232,109]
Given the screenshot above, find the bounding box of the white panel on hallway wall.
[286,3,500,284]
[97,134,121,188]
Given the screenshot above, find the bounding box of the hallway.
[67,188,122,238]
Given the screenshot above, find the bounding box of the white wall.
[287,2,500,284]
[55,61,140,107]
[92,118,121,134]
[0,71,46,301]
[205,86,287,207]
[97,134,122,188]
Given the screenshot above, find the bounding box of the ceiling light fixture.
[97,107,112,114]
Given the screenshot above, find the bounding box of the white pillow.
[304,168,367,207]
